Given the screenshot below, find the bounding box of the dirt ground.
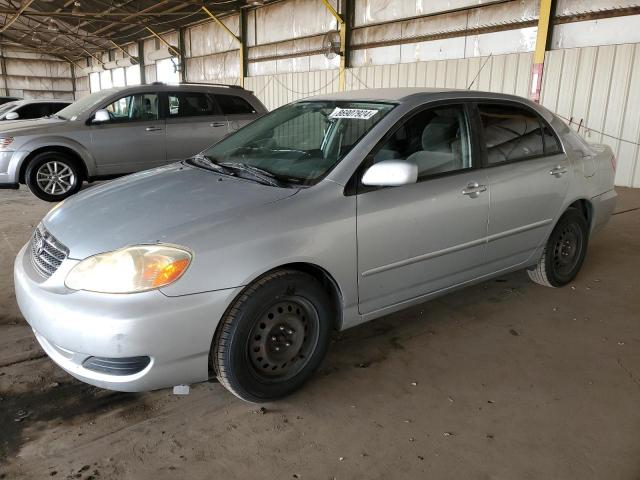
[0,185,639,480]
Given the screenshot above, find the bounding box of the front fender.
[16,136,97,177]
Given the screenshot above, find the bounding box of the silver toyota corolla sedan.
[14,88,617,402]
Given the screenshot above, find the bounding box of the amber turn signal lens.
[152,258,190,288]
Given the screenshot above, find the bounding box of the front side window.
[17,103,50,119]
[478,103,546,165]
[168,92,218,117]
[103,93,159,122]
[373,105,472,178]
[215,94,256,115]
[199,101,394,185]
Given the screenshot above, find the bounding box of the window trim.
[472,100,566,169]
[346,100,481,196]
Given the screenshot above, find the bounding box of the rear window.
[215,94,256,115]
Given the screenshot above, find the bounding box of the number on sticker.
[329,108,379,120]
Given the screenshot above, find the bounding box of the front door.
[356,104,490,316]
[475,102,571,271]
[90,91,166,175]
[164,91,229,162]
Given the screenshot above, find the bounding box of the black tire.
[527,208,589,287]
[212,270,333,403]
[25,151,82,202]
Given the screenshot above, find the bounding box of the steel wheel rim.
[36,161,75,195]
[247,297,320,382]
[553,223,583,277]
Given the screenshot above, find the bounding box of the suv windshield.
[200,101,395,186]
[54,90,114,121]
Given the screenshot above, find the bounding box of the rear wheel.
[527,208,589,287]
[212,270,332,403]
[25,151,82,202]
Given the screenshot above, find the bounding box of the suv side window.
[167,92,219,117]
[215,94,256,115]
[477,103,549,165]
[103,93,159,122]
[372,104,472,179]
[17,103,50,119]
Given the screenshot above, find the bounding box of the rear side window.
[478,103,546,165]
[168,92,218,117]
[215,94,256,115]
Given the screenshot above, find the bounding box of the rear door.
[164,90,229,162]
[476,101,570,272]
[90,91,166,175]
[214,93,260,133]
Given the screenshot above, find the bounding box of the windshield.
[200,101,395,186]
[55,90,114,121]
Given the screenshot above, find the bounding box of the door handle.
[549,166,567,177]
[462,182,487,198]
[210,122,226,127]
[145,126,163,132]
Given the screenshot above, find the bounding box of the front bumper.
[14,243,241,392]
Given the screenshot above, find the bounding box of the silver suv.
[0,83,267,201]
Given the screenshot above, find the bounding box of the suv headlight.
[0,137,14,149]
[65,245,192,294]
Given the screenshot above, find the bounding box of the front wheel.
[527,208,589,287]
[25,152,82,202]
[212,270,332,403]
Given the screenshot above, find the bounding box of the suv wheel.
[25,151,82,201]
[212,270,332,403]
[527,208,589,287]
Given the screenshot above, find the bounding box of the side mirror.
[362,160,418,187]
[92,109,110,123]
[5,111,19,120]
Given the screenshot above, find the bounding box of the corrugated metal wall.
[0,49,74,100]
[540,43,640,187]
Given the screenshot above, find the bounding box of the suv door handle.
[145,126,163,132]
[462,182,487,198]
[549,165,567,177]
[210,122,226,127]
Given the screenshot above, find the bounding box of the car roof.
[96,83,251,96]
[308,87,535,104]
[9,99,71,105]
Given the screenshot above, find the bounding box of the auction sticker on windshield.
[329,107,379,120]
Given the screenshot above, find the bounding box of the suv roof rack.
[178,82,244,89]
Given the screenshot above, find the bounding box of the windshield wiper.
[190,154,236,176]
[220,162,282,187]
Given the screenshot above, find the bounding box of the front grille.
[82,356,151,376]
[30,225,68,279]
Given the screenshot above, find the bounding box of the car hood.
[43,162,299,259]
[0,117,67,134]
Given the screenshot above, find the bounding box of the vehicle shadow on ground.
[0,380,142,466]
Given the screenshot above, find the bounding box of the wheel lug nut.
[271,336,277,341]
[287,329,294,335]
[279,325,285,331]
[285,342,291,347]
[274,347,280,351]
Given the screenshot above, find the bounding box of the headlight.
[0,137,14,149]
[65,245,192,294]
